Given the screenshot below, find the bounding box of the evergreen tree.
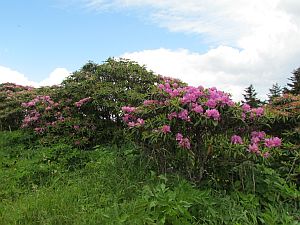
[284,67,300,95]
[268,83,282,102]
[242,84,261,107]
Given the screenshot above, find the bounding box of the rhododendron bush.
[123,77,282,181]
[266,94,300,143]
[19,59,160,146]
[20,92,97,147]
[0,83,37,130]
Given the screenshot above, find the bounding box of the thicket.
[0,58,299,224]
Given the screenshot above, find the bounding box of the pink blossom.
[158,84,164,90]
[161,125,171,134]
[192,104,203,114]
[123,114,133,123]
[206,99,217,108]
[251,131,266,140]
[248,143,260,154]
[231,135,243,144]
[179,138,191,149]
[251,107,264,117]
[242,104,251,112]
[75,97,92,108]
[74,125,80,130]
[172,83,178,88]
[169,89,180,98]
[136,118,145,126]
[168,112,177,120]
[34,127,45,134]
[241,112,246,120]
[178,109,190,121]
[264,137,281,148]
[128,122,136,127]
[176,133,183,141]
[251,137,260,144]
[205,109,220,121]
[164,83,171,89]
[121,106,136,113]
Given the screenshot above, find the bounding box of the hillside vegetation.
[0,59,299,224]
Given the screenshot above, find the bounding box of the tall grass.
[0,131,299,224]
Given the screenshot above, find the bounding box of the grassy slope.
[0,131,299,225]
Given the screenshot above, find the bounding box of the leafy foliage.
[20,58,160,147]
[122,77,281,183]
[0,83,37,131]
[0,60,299,224]
[0,131,299,224]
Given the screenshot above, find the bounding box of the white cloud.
[0,66,38,87]
[0,66,70,87]
[38,68,70,86]
[84,0,300,101]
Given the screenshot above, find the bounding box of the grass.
[0,131,299,224]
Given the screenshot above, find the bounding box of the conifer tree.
[242,84,261,107]
[284,67,300,95]
[268,83,282,102]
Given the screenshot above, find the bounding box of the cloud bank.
[0,66,70,87]
[85,0,300,100]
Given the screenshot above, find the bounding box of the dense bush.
[264,94,300,186]
[1,58,299,223]
[20,58,160,147]
[122,77,283,183]
[0,83,37,131]
[266,93,300,143]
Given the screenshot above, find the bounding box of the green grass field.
[0,131,299,225]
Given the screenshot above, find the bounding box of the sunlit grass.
[0,131,299,224]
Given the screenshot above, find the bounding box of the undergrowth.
[0,131,299,224]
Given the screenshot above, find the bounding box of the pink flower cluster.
[161,125,171,134]
[241,104,265,119]
[21,95,69,133]
[21,110,41,128]
[231,135,243,144]
[22,95,54,108]
[121,106,136,113]
[265,137,281,148]
[250,107,264,118]
[155,80,239,123]
[34,127,45,134]
[178,110,191,121]
[75,97,92,108]
[122,77,281,161]
[247,131,281,158]
[128,118,145,127]
[21,96,58,128]
[122,106,145,127]
[176,133,191,149]
[205,109,220,121]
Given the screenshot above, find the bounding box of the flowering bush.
[20,90,97,147]
[0,83,36,130]
[265,94,300,143]
[123,77,282,181]
[18,58,160,147]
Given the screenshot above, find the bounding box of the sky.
[1,0,300,101]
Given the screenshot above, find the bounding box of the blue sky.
[0,0,206,82]
[1,0,300,100]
